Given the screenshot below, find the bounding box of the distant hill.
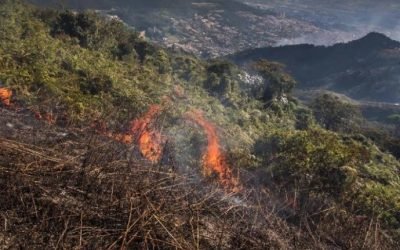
[28,0,324,57]
[229,32,400,103]
[29,0,263,13]
[30,0,199,10]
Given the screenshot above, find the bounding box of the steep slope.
[229,32,400,102]
[1,1,400,248]
[0,106,303,249]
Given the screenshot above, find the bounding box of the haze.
[31,0,400,47]
[244,0,400,45]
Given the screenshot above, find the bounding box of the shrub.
[311,93,362,132]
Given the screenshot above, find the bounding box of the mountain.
[30,0,196,9]
[28,0,330,57]
[30,0,400,58]
[229,32,400,103]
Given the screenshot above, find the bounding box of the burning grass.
[0,88,12,106]
[0,108,298,249]
[0,107,398,249]
[129,104,165,163]
[187,110,241,192]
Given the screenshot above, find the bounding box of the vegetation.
[311,93,362,132]
[256,128,400,228]
[229,32,400,103]
[253,59,296,102]
[0,1,399,248]
[388,114,400,135]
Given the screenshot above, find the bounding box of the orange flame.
[0,88,12,106]
[130,105,165,163]
[113,133,133,144]
[33,110,56,124]
[101,105,165,162]
[187,110,240,192]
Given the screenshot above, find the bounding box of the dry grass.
[0,139,291,249]
[0,107,397,249]
[0,107,295,249]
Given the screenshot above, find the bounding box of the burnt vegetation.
[0,1,400,249]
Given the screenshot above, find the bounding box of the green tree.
[204,61,238,96]
[295,107,314,130]
[253,59,296,102]
[387,114,400,136]
[311,94,362,132]
[51,11,99,48]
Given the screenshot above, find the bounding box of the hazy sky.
[30,0,400,44]
[244,0,400,43]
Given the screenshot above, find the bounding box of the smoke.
[244,0,400,45]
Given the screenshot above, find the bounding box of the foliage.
[387,114,400,135]
[256,128,400,227]
[0,2,167,125]
[388,114,400,124]
[252,59,296,102]
[230,32,400,103]
[294,106,314,130]
[311,93,362,132]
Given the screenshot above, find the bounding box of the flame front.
[187,110,240,191]
[130,105,165,163]
[0,88,12,106]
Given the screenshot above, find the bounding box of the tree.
[311,94,362,132]
[204,61,238,96]
[252,59,296,102]
[51,11,99,48]
[114,32,138,60]
[387,114,400,136]
[295,107,314,130]
[134,41,153,63]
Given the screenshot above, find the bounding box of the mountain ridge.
[228,32,400,102]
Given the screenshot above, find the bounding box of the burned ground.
[0,107,297,249]
[0,106,397,249]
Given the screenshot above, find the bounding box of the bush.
[294,107,314,130]
[311,93,362,132]
[204,60,239,96]
[51,11,98,48]
[256,128,400,228]
[79,75,113,95]
[252,59,296,102]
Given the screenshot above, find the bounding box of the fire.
[0,88,12,106]
[187,110,240,191]
[113,133,133,144]
[33,110,56,124]
[100,105,165,163]
[129,105,165,163]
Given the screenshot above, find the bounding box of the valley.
[229,32,400,103]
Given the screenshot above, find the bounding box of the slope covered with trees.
[0,1,399,248]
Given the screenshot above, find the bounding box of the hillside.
[229,32,400,103]
[30,0,400,58]
[1,1,400,248]
[28,0,325,57]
